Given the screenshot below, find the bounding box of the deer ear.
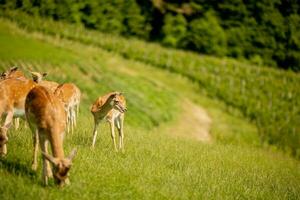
[67,148,77,161]
[110,93,117,98]
[30,72,38,82]
[42,72,48,77]
[10,66,18,72]
[42,151,59,165]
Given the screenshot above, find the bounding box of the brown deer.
[1,67,27,129]
[54,83,81,134]
[91,92,126,151]
[0,78,36,156]
[30,71,59,93]
[25,86,77,187]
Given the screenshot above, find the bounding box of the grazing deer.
[91,92,126,151]
[54,83,81,134]
[30,71,59,93]
[0,78,36,156]
[25,86,77,187]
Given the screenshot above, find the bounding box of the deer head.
[30,71,48,83]
[42,149,77,187]
[108,92,127,113]
[1,67,24,80]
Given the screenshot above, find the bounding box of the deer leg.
[71,108,75,128]
[40,137,53,186]
[116,115,124,151]
[109,120,118,152]
[76,103,80,120]
[71,108,76,132]
[73,106,77,127]
[3,110,13,127]
[44,140,53,178]
[31,129,39,171]
[14,118,20,130]
[70,109,74,134]
[1,111,13,156]
[66,114,69,134]
[40,138,48,186]
[92,119,100,148]
[66,108,71,134]
[115,118,121,150]
[120,115,124,151]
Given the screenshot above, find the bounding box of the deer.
[30,71,59,93]
[54,83,81,134]
[0,77,36,156]
[1,66,27,129]
[91,92,126,151]
[25,86,77,187]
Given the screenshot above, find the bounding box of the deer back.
[25,86,66,134]
[0,78,36,110]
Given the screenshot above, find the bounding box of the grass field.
[0,16,299,199]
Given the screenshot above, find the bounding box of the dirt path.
[167,99,212,142]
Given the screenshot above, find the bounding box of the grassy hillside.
[0,15,299,199]
[0,10,299,157]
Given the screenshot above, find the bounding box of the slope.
[0,18,299,200]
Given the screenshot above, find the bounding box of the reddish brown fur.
[39,81,59,93]
[91,92,126,150]
[91,92,126,120]
[0,67,27,130]
[25,86,76,186]
[0,78,36,156]
[55,83,81,133]
[55,83,79,105]
[0,79,36,111]
[26,86,66,158]
[30,71,59,93]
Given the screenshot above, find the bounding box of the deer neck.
[97,100,114,118]
[49,133,65,159]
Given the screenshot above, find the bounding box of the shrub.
[162,14,187,48]
[186,11,227,56]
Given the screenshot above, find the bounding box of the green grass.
[0,22,75,63]
[0,16,299,200]
[2,126,300,199]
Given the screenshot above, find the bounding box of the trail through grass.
[166,99,211,142]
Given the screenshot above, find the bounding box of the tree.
[80,0,124,34]
[284,14,300,71]
[162,14,187,48]
[186,11,226,56]
[217,0,248,28]
[122,0,151,39]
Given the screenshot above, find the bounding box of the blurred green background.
[1,0,300,71]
